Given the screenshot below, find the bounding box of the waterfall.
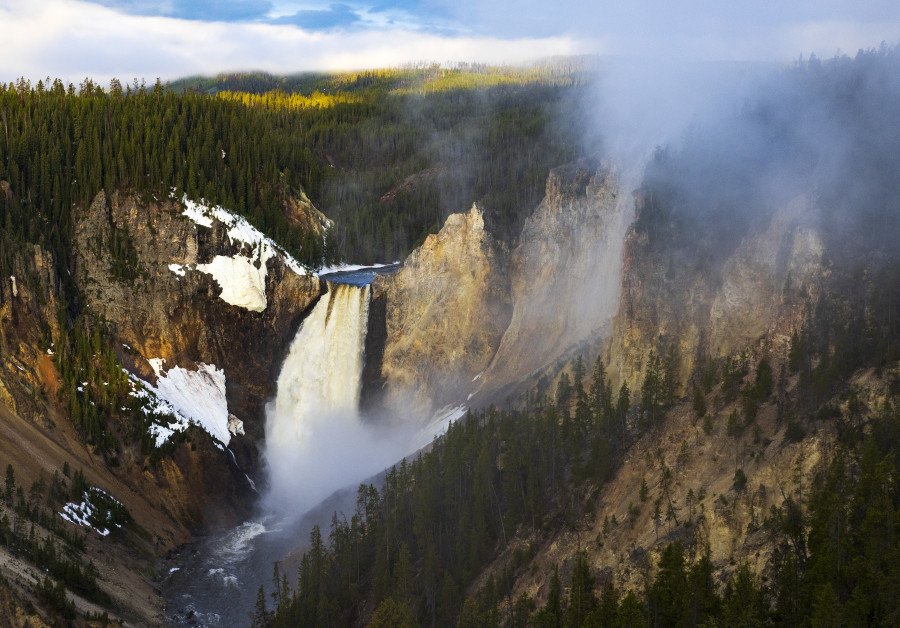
[263,282,378,515]
[271,282,371,432]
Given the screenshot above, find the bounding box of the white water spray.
[264,282,395,515]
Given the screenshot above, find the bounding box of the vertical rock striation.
[377,204,511,414]
[483,162,632,392]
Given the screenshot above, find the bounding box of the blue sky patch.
[272,3,362,31]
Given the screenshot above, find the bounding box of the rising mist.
[263,282,427,518]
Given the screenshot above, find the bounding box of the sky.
[0,0,898,84]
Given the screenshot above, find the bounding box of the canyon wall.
[72,191,324,448]
[375,204,511,414]
[373,161,632,416]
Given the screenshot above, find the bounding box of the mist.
[262,405,416,517]
[614,45,900,263]
[261,281,449,520]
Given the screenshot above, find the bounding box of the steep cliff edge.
[0,184,337,622]
[72,190,323,454]
[482,162,632,396]
[0,243,61,421]
[369,160,843,610]
[606,191,824,392]
[0,238,182,624]
[373,161,632,417]
[375,204,511,414]
[0,184,330,623]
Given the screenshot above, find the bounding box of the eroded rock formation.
[72,190,324,446]
[376,204,511,414]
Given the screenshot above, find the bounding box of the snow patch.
[128,376,190,447]
[180,202,213,228]
[59,488,124,536]
[146,359,231,445]
[129,359,231,446]
[9,275,16,297]
[228,414,245,436]
[168,263,188,277]
[196,252,272,312]
[180,196,307,276]
[176,196,312,310]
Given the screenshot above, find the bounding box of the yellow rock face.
[380,204,511,414]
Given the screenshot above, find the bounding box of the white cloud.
[1,0,897,84]
[0,0,590,84]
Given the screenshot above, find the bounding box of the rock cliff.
[375,204,511,414]
[606,191,825,391]
[0,184,330,622]
[0,242,61,421]
[72,191,323,451]
[482,161,632,395]
[373,161,632,416]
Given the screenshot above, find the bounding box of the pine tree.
[251,585,270,627]
[4,464,14,504]
[693,387,707,419]
[566,553,597,628]
[649,542,688,627]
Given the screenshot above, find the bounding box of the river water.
[162,488,357,626]
[162,264,398,626]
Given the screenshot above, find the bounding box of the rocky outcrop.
[283,186,332,236]
[0,241,62,420]
[374,158,826,421]
[707,194,824,357]
[376,204,511,414]
[606,192,824,391]
[373,161,633,416]
[72,191,323,458]
[482,162,632,393]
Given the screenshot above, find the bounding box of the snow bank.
[148,359,231,445]
[196,252,273,312]
[168,263,187,277]
[181,202,213,228]
[129,359,232,447]
[180,197,307,276]
[176,196,310,311]
[59,488,125,536]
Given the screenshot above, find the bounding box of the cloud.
[72,0,900,56]
[0,0,588,85]
[2,0,898,86]
[272,3,361,31]
[437,0,900,60]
